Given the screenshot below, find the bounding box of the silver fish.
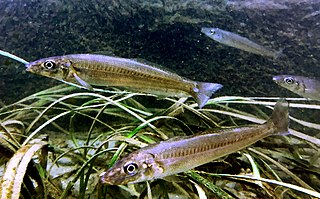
[100,100,289,185]
[26,54,223,108]
[273,75,320,100]
[201,27,283,59]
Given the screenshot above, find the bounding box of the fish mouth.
[100,172,111,184]
[100,171,114,184]
[100,172,124,185]
[272,76,281,83]
[100,171,121,185]
[201,27,211,34]
[25,63,33,71]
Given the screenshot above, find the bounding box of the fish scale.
[100,100,289,185]
[26,54,222,108]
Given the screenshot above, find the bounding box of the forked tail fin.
[193,82,223,109]
[273,48,285,60]
[269,99,289,135]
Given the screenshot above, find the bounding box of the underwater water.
[0,0,320,199]
[0,0,319,103]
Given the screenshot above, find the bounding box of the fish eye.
[284,77,295,84]
[123,162,138,176]
[43,60,56,69]
[210,30,216,34]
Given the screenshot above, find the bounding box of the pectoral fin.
[68,66,93,90]
[72,72,93,90]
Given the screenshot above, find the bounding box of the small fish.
[100,100,289,185]
[273,75,320,100]
[26,54,222,108]
[201,27,283,59]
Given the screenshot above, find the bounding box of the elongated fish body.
[26,54,222,108]
[201,27,282,59]
[101,100,289,185]
[273,75,320,100]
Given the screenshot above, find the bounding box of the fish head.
[201,27,224,42]
[100,151,164,185]
[273,75,302,92]
[26,56,71,80]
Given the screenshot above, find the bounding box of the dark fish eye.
[43,60,56,69]
[123,162,138,175]
[210,30,216,34]
[284,77,294,84]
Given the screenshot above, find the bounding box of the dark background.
[1,0,320,104]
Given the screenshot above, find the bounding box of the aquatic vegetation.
[1,0,320,198]
[0,50,28,65]
[0,84,319,198]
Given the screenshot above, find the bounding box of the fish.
[26,54,222,108]
[273,75,320,100]
[201,27,283,59]
[100,99,289,185]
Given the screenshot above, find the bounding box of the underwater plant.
[0,50,320,198]
[0,83,319,198]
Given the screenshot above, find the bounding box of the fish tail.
[273,48,285,60]
[268,99,289,135]
[193,82,222,108]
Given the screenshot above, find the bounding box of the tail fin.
[273,48,285,60]
[193,82,223,109]
[268,99,289,135]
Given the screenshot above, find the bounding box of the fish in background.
[100,99,289,185]
[273,75,320,100]
[201,27,283,59]
[26,54,222,108]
